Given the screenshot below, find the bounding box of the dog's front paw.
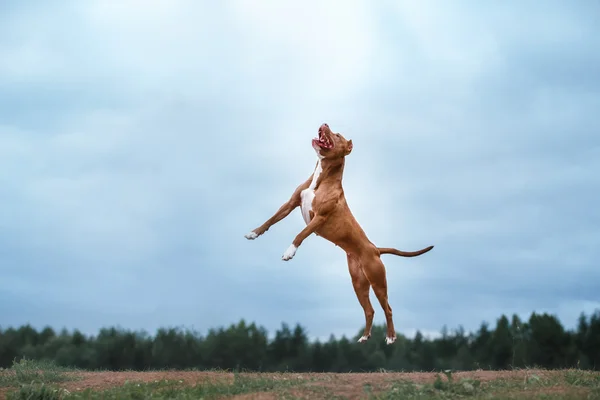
[385,336,397,345]
[244,231,258,240]
[281,244,297,261]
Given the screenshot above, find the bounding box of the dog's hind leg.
[361,254,397,345]
[347,253,375,343]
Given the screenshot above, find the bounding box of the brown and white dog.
[245,123,434,345]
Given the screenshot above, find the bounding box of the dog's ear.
[345,140,353,155]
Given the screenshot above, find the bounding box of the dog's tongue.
[318,137,332,148]
[313,131,333,148]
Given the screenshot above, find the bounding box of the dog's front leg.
[245,178,312,240]
[245,200,298,240]
[282,214,326,261]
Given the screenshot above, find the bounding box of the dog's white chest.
[300,160,322,225]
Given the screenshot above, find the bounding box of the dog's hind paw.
[385,336,396,345]
[357,336,370,343]
[244,231,258,240]
[282,244,297,261]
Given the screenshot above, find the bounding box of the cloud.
[1,0,599,341]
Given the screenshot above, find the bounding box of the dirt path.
[61,368,543,390]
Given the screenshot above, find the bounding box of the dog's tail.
[378,245,434,257]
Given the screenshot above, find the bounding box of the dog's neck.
[315,156,346,187]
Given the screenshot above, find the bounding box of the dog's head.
[312,123,353,159]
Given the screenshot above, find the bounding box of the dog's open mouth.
[312,129,333,149]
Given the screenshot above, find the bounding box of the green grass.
[564,369,600,388]
[0,358,76,388]
[6,373,305,400]
[371,369,600,400]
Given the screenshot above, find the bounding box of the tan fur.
[246,123,434,344]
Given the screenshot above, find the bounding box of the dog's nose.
[320,123,329,130]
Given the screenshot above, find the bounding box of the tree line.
[1,311,598,372]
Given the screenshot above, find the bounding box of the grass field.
[1,359,599,399]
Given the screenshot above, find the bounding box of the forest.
[1,311,598,372]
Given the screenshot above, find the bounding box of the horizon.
[2,308,595,344]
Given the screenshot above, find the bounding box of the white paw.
[244,231,258,240]
[282,244,297,261]
[357,335,370,343]
[385,336,396,345]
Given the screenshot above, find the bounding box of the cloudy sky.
[1,0,599,342]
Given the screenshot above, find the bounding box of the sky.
[1,0,599,342]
